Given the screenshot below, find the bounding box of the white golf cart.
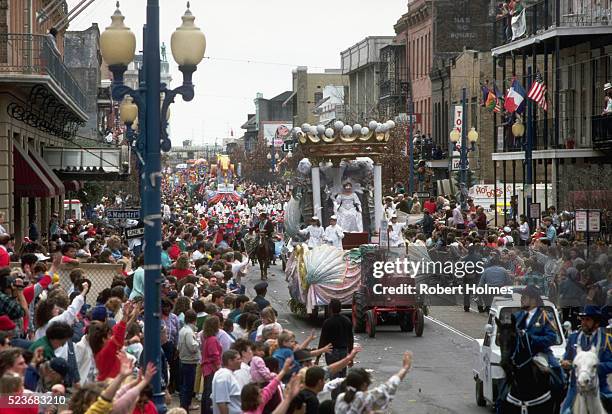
[471,293,568,408]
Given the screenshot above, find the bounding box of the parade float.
[283,120,431,335]
[204,154,242,204]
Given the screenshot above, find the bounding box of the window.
[314,92,323,104]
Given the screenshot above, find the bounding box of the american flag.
[527,72,548,111]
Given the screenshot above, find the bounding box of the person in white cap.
[324,215,344,249]
[388,214,407,247]
[604,82,612,115]
[299,216,325,249]
[500,226,514,247]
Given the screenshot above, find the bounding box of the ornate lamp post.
[100,2,205,411]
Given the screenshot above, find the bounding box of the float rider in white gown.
[334,182,363,233]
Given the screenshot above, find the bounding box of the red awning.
[63,180,83,192]
[28,148,65,195]
[13,144,55,197]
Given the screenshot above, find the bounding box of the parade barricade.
[10,262,124,305]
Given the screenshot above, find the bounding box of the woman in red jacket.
[94,301,139,381]
[169,254,194,280]
[200,316,222,414]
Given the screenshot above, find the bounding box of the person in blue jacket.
[560,305,612,413]
[498,286,565,412]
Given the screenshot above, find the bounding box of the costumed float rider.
[250,212,275,260]
[299,216,324,249]
[323,215,344,249]
[497,286,565,412]
[560,305,612,413]
[334,182,363,233]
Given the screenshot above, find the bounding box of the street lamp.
[449,128,460,144]
[100,2,205,411]
[512,117,525,138]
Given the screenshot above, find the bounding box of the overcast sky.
[67,0,407,145]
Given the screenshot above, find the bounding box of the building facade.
[291,66,347,127]
[341,36,395,123]
[0,0,87,240]
[490,0,612,222]
[394,0,495,138]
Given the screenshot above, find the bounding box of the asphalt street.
[243,262,493,414]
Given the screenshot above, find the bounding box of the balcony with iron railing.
[493,115,612,157]
[0,33,87,113]
[493,0,611,49]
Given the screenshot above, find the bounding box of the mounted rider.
[560,305,612,413]
[250,211,275,256]
[499,286,565,412]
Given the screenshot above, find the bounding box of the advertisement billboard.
[262,122,292,147]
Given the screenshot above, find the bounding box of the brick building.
[394,0,495,138]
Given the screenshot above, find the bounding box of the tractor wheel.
[365,309,376,338]
[352,291,367,333]
[398,311,413,332]
[414,308,424,337]
[475,379,487,407]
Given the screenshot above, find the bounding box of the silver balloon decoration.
[368,120,378,130]
[341,125,353,136]
[361,127,369,135]
[316,125,326,134]
[308,125,318,135]
[324,128,334,138]
[302,123,311,131]
[386,120,396,129]
[352,124,362,134]
[333,120,344,130]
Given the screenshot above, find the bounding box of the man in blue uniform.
[505,286,565,409]
[560,305,612,413]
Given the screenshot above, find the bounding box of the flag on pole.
[481,84,489,107]
[504,78,526,113]
[493,83,504,113]
[485,89,497,112]
[527,71,548,111]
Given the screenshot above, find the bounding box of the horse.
[255,232,271,280]
[496,314,559,414]
[571,346,606,414]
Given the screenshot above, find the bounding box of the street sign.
[414,192,430,198]
[575,210,587,232]
[282,139,295,152]
[529,203,541,219]
[451,158,469,170]
[125,226,144,239]
[107,209,140,219]
[588,210,601,232]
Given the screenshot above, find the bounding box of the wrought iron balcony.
[592,114,612,152]
[0,33,87,110]
[493,0,611,48]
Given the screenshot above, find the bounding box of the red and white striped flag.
[527,72,548,111]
